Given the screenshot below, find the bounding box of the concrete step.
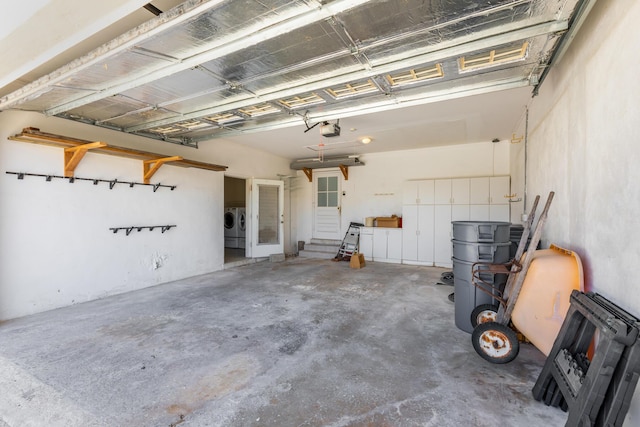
[303,243,339,254]
[309,238,342,246]
[298,238,342,259]
[298,250,337,260]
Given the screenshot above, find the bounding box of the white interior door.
[313,171,341,240]
[247,179,284,258]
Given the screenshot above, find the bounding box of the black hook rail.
[5,171,176,192]
[109,225,177,236]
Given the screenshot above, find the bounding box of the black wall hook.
[109,225,177,235]
[6,171,177,192]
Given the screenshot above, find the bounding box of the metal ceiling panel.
[99,107,179,129]
[8,86,82,112]
[353,3,546,65]
[63,95,151,122]
[197,21,349,85]
[160,90,253,115]
[13,50,175,112]
[135,0,305,60]
[0,0,592,148]
[240,57,364,95]
[120,67,223,106]
[60,50,176,92]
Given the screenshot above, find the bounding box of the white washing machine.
[224,207,239,237]
[237,207,246,248]
[237,208,246,237]
[224,207,239,248]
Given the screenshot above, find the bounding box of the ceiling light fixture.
[361,137,372,144]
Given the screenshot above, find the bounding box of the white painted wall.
[521,1,640,424]
[0,111,292,320]
[293,141,511,244]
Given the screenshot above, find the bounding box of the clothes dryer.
[237,207,246,249]
[224,207,239,238]
[237,208,246,238]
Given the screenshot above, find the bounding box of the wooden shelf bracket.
[339,164,349,180]
[9,128,227,176]
[143,156,183,184]
[64,141,107,177]
[302,167,313,182]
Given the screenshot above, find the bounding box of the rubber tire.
[470,304,499,328]
[472,322,519,364]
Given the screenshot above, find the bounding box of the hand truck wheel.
[471,322,519,364]
[470,304,499,328]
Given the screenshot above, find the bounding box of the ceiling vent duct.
[290,155,363,170]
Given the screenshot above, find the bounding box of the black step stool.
[532,290,640,426]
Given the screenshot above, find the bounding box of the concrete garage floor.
[0,258,567,426]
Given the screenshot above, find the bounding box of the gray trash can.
[451,221,511,333]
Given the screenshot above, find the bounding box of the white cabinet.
[470,177,490,204]
[359,227,374,261]
[489,176,510,205]
[469,204,490,221]
[403,180,434,205]
[402,205,434,265]
[451,178,470,220]
[451,178,470,205]
[469,176,510,221]
[373,228,402,264]
[401,176,510,267]
[434,205,453,268]
[490,205,510,221]
[434,179,451,204]
[452,204,470,222]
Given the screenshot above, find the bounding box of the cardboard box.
[376,216,400,228]
[350,253,365,269]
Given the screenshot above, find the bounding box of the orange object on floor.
[511,244,584,356]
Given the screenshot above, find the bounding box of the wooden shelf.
[9,128,227,177]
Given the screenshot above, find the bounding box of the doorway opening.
[224,176,247,264]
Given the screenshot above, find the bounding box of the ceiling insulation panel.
[10,86,82,112]
[160,90,253,115]
[239,57,364,95]
[120,67,223,106]
[58,49,175,91]
[135,0,303,60]
[97,107,179,129]
[197,22,349,83]
[63,95,152,122]
[0,0,591,147]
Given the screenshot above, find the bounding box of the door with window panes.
[313,171,341,240]
[246,179,284,258]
